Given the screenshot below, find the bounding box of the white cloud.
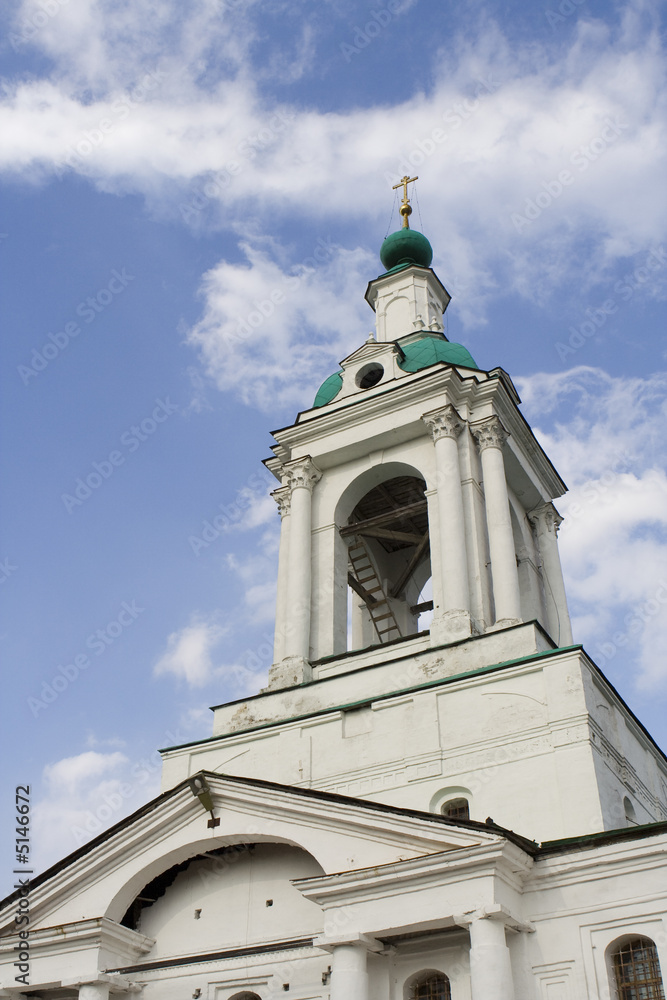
[42,749,128,794]
[32,748,161,875]
[153,604,273,691]
[0,5,665,325]
[187,241,375,410]
[517,367,667,689]
[153,616,228,686]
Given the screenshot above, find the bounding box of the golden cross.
[392,174,418,228]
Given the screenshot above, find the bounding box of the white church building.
[2,181,667,1000]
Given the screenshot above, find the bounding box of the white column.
[282,456,321,667]
[330,943,369,1000]
[472,416,522,625]
[271,485,291,665]
[78,985,110,1000]
[529,502,573,645]
[469,915,514,1000]
[423,405,471,640]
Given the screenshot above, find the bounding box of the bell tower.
[265,179,572,690]
[161,185,667,844]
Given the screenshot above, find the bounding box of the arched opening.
[229,993,262,1000]
[623,796,638,826]
[405,970,452,1000]
[441,797,470,821]
[117,842,324,955]
[608,935,665,999]
[342,475,431,650]
[430,786,473,820]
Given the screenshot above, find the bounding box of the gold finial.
[392,174,418,229]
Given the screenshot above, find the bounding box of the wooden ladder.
[347,537,402,644]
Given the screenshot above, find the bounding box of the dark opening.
[441,798,470,821]
[356,363,384,388]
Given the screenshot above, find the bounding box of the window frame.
[609,935,665,1000]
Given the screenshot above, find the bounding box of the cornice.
[269,364,566,498]
[294,840,532,906]
[0,916,154,960]
[527,830,667,893]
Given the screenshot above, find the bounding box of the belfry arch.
[340,473,432,649]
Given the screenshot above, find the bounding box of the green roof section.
[380,228,433,271]
[313,371,343,407]
[312,334,477,408]
[398,332,478,372]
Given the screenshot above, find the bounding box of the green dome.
[312,335,477,409]
[313,371,343,407]
[380,228,433,272]
[398,333,477,373]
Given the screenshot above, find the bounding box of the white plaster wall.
[136,844,324,959]
[169,653,630,842]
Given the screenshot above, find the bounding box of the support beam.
[356,526,424,544]
[390,531,429,598]
[347,572,378,608]
[339,499,427,536]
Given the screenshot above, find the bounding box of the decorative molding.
[283,456,322,493]
[470,414,509,452]
[422,403,466,441]
[271,486,291,518]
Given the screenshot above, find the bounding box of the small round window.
[356,363,384,389]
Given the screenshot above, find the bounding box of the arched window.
[623,796,637,826]
[611,937,665,999]
[442,797,470,821]
[410,973,452,999]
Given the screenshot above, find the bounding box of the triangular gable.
[0,771,508,935]
[339,340,402,368]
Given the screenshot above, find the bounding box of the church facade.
[2,183,667,1000]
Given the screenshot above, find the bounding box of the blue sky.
[1,0,667,890]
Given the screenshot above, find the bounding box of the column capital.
[453,904,535,933]
[314,931,383,953]
[422,403,465,441]
[271,485,291,518]
[283,456,322,493]
[528,501,563,536]
[471,415,509,452]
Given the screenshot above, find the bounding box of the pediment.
[0,772,504,936]
[339,340,402,369]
